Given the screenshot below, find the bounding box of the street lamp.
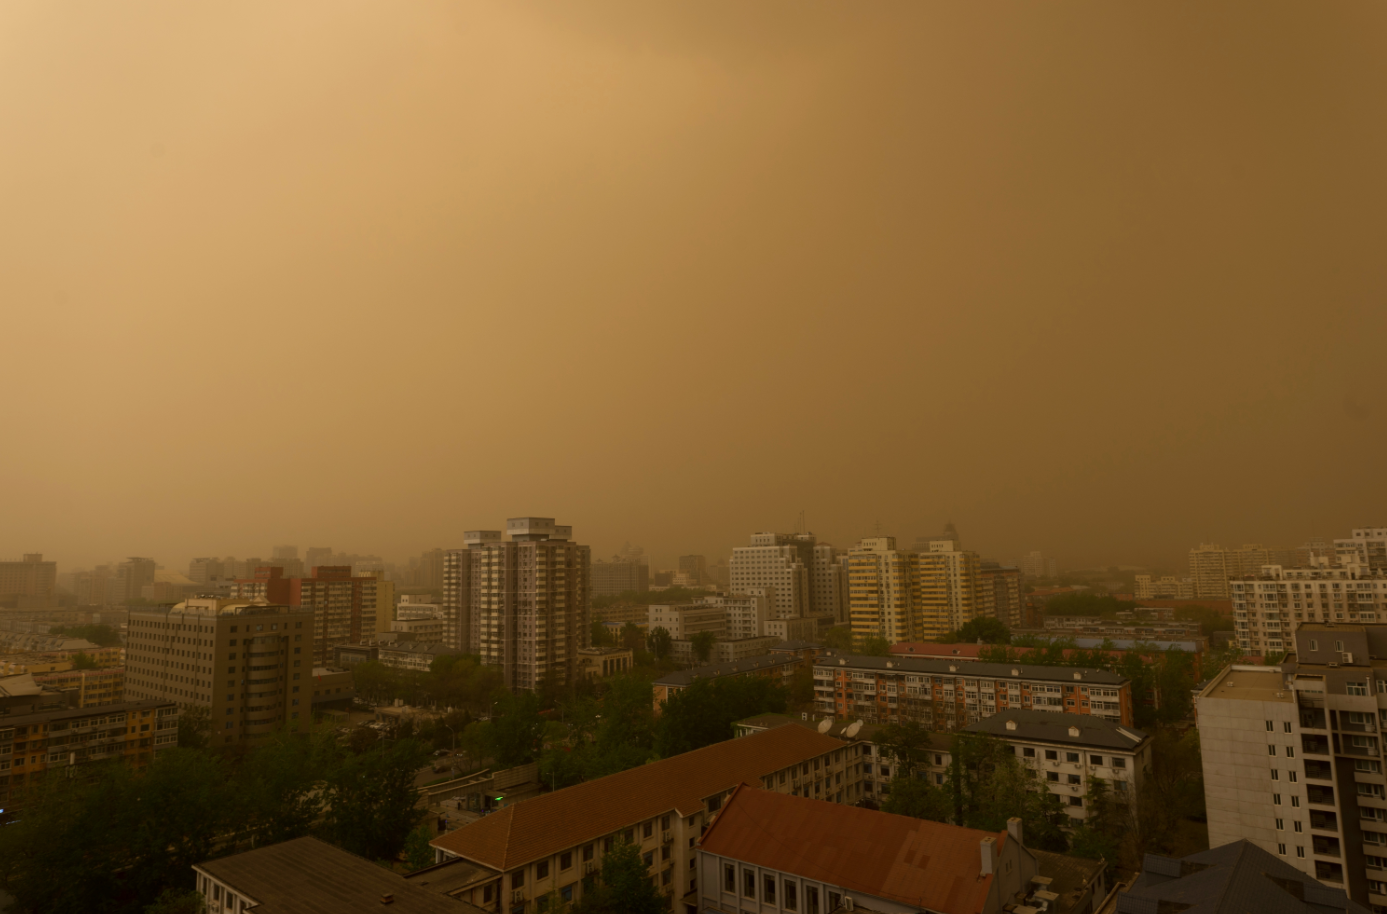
[442,723,457,751]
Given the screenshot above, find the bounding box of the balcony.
[1302,735,1331,756]
[1308,785,1336,806]
[1310,810,1339,831]
[1304,760,1334,781]
[1312,837,1342,859]
[1300,709,1327,730]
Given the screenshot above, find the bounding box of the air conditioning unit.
[512,890,525,903]
[662,831,672,844]
[844,896,855,911]
[1346,652,1355,664]
[584,862,597,875]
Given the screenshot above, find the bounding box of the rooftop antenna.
[795,510,807,535]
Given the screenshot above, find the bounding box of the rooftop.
[699,785,1005,914]
[1118,840,1369,914]
[815,651,1128,686]
[654,653,800,687]
[1197,665,1292,704]
[1028,850,1106,914]
[196,836,486,914]
[770,640,825,652]
[963,710,1147,751]
[378,642,465,656]
[0,698,173,728]
[431,725,846,871]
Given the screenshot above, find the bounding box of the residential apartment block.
[1135,574,1195,600]
[0,699,178,810]
[459,518,591,692]
[848,537,922,644]
[1229,557,1387,654]
[125,599,314,747]
[813,651,1133,729]
[678,555,708,587]
[730,533,811,619]
[696,786,1048,914]
[1197,625,1387,907]
[979,562,1024,629]
[429,725,864,914]
[32,666,125,707]
[590,559,649,597]
[648,603,727,639]
[1337,528,1387,572]
[230,565,379,664]
[0,554,57,609]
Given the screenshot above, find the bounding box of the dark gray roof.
[771,640,823,651]
[1118,840,1370,914]
[655,654,800,687]
[378,642,464,656]
[0,698,174,729]
[814,650,1129,685]
[197,836,488,914]
[964,710,1147,751]
[1030,849,1105,914]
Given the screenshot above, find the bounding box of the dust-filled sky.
[3,1,1385,575]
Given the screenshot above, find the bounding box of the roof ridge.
[700,782,751,847]
[1210,840,1253,914]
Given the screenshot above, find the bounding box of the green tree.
[690,630,716,663]
[1068,777,1122,872]
[1041,591,1137,618]
[575,840,664,914]
[347,726,380,754]
[949,732,1068,851]
[647,626,672,661]
[70,651,99,670]
[488,690,546,767]
[49,623,121,647]
[590,620,613,647]
[404,823,437,872]
[143,888,207,914]
[954,618,1010,645]
[858,636,891,657]
[1155,648,1194,723]
[654,676,787,757]
[881,774,952,822]
[876,720,934,775]
[324,737,431,861]
[177,704,211,750]
[619,622,645,653]
[821,626,854,651]
[240,725,333,844]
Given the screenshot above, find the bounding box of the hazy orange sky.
[2,1,1384,574]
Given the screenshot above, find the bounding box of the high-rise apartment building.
[590,559,649,596]
[271,545,298,561]
[1336,528,1387,572]
[810,543,848,624]
[0,554,57,609]
[125,599,314,747]
[1135,574,1195,600]
[1020,551,1048,579]
[926,539,982,633]
[187,558,226,585]
[1197,625,1387,906]
[729,532,818,619]
[305,546,333,570]
[678,555,708,587]
[1189,543,1231,599]
[848,537,920,645]
[978,562,1024,628]
[115,557,157,604]
[229,566,379,664]
[1229,558,1387,655]
[460,518,591,692]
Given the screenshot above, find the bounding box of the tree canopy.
[653,676,787,757]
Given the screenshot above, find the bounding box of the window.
[1045,750,1058,761]
[1271,769,1279,781]
[623,829,634,844]
[560,852,571,870]
[764,875,776,904]
[1266,720,1274,731]
[1023,747,1035,758]
[661,815,670,830]
[808,886,820,914]
[583,844,594,862]
[1090,755,1103,765]
[1291,796,1301,808]
[1047,771,1059,782]
[724,864,736,893]
[1069,796,1083,807]
[1275,818,1284,830]
[536,861,548,879]
[1067,774,1081,785]
[785,881,798,911]
[1268,745,1277,756]
[560,885,573,903]
[829,892,842,912]
[512,871,525,889]
[1289,771,1298,783]
[642,822,653,839]
[1294,821,1303,833]
[1296,846,1305,858]
[1278,843,1286,856]
[1112,757,1126,769]
[1286,746,1295,758]
[744,870,756,898]
[1274,794,1282,806]
[1284,721,1292,733]
[1066,752,1080,763]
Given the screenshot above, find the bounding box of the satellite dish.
[817,718,833,734]
[845,721,863,738]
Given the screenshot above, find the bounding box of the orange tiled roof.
[431,726,847,871]
[699,785,1003,914]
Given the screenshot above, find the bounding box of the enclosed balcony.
[1302,735,1331,756]
[1307,785,1336,806]
[1310,810,1339,831]
[1299,707,1327,730]
[1312,836,1342,859]
[1304,760,1334,781]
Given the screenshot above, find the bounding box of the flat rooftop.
[1199,665,1291,703]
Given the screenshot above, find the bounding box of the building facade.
[1190,543,1232,599]
[0,554,57,609]
[125,599,314,747]
[1197,628,1387,907]
[0,699,178,811]
[430,726,864,914]
[848,537,921,645]
[1229,558,1387,654]
[730,534,810,620]
[813,651,1133,729]
[463,518,591,692]
[590,560,649,597]
[230,565,380,664]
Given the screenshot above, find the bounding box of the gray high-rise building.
[591,559,649,596]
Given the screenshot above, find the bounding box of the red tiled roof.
[699,786,1004,914]
[431,726,847,872]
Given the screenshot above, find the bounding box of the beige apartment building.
[125,599,314,747]
[848,537,921,645]
[1229,557,1387,654]
[648,603,726,640]
[1190,543,1232,599]
[429,725,863,914]
[0,554,57,609]
[461,518,591,692]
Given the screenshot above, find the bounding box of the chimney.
[1007,817,1024,848]
[381,894,395,905]
[979,836,995,875]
